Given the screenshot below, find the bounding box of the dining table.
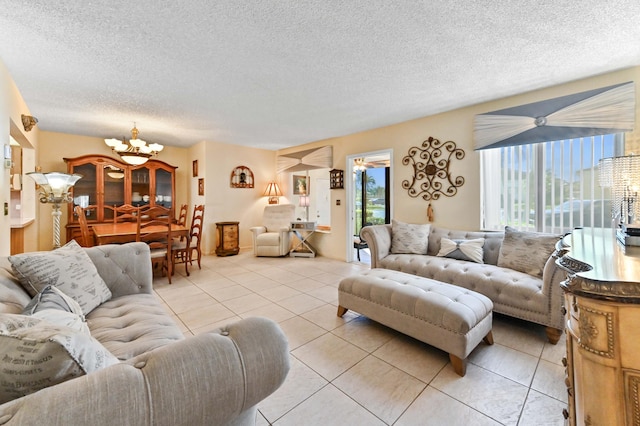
[91,222,189,245]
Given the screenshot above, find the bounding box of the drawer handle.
[562,357,567,367]
[561,307,567,316]
[563,408,569,419]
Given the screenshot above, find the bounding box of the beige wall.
[0,60,40,257]
[200,141,276,252]
[278,67,640,261]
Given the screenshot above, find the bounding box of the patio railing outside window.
[480,133,624,233]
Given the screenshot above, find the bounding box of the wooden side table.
[215,221,239,256]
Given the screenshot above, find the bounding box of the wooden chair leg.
[449,354,467,377]
[483,331,494,345]
[337,305,348,317]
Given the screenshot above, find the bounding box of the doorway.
[346,149,393,263]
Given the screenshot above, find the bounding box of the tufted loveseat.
[360,224,565,343]
[0,242,289,426]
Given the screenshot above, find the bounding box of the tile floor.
[153,250,567,426]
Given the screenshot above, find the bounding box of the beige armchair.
[250,204,296,257]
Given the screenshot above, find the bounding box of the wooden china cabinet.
[64,154,177,244]
[556,227,640,426]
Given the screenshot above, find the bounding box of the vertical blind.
[481,134,622,233]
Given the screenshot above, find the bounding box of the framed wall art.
[293,174,308,195]
[192,160,198,177]
[198,178,204,195]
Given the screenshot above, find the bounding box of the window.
[481,134,624,233]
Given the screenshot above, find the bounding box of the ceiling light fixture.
[104,123,163,166]
[354,158,367,172]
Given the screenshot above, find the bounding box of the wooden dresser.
[215,221,239,256]
[556,227,640,425]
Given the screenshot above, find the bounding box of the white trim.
[345,149,393,262]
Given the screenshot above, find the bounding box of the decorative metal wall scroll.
[402,136,465,201]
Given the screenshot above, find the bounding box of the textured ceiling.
[1,1,639,150]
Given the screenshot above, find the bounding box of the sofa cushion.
[9,240,112,314]
[437,238,484,263]
[87,293,185,360]
[390,220,430,254]
[497,226,559,278]
[0,314,119,404]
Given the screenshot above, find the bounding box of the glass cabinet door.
[102,164,126,221]
[156,168,172,209]
[131,166,151,207]
[72,163,97,220]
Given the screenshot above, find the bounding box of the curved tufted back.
[262,204,296,232]
[427,226,504,265]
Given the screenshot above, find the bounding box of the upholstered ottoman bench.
[337,269,494,376]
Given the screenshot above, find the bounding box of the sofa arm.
[360,224,392,268]
[0,317,290,426]
[85,242,153,299]
[249,226,266,235]
[541,251,566,331]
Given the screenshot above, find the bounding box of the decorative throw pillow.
[390,220,431,254]
[436,238,485,264]
[497,226,560,277]
[23,286,89,334]
[9,240,112,315]
[0,314,119,404]
[23,285,84,316]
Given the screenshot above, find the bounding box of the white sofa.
[0,242,289,425]
[361,224,565,343]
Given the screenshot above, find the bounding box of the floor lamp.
[27,171,82,249]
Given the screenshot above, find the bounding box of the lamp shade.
[598,155,640,223]
[27,172,82,200]
[263,182,282,197]
[264,182,282,204]
[299,195,310,207]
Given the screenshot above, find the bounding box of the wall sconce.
[21,114,38,132]
[27,171,82,249]
[299,194,310,221]
[263,182,282,204]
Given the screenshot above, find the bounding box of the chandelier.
[104,123,163,166]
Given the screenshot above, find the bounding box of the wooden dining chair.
[173,205,204,276]
[136,205,173,283]
[114,204,140,223]
[74,205,95,247]
[176,204,188,227]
